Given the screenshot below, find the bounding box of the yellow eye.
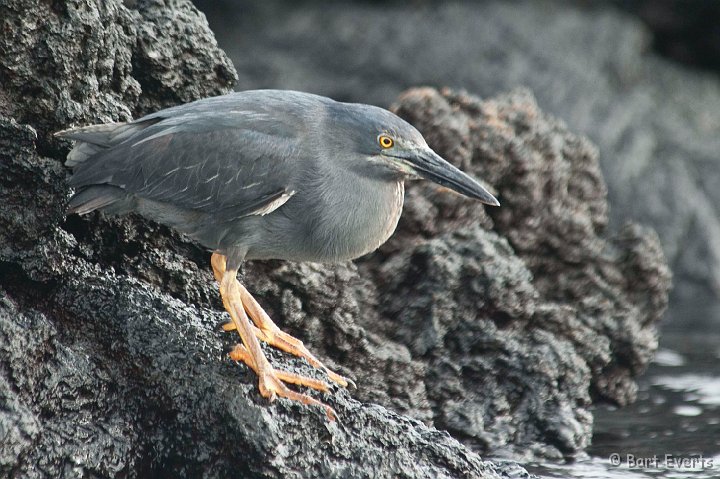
[378,135,394,149]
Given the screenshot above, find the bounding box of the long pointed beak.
[396,149,500,206]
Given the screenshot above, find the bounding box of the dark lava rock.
[196,0,716,328]
[362,87,668,457]
[0,0,669,477]
[0,0,236,153]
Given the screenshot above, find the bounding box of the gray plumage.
[58,90,498,269]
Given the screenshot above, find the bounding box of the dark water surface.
[526,331,720,478]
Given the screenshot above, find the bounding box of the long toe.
[234,282,354,389]
[228,344,331,393]
[258,370,337,421]
[221,321,236,332]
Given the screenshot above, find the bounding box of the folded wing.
[60,101,305,223]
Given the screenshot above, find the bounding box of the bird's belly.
[245,180,404,263]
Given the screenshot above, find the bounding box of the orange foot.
[211,253,347,420]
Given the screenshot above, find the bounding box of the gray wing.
[63,99,310,222]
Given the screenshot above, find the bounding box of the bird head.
[329,102,499,206]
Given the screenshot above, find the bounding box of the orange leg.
[211,253,336,420]
[215,259,354,389]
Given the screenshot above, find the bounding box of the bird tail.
[66,185,130,215]
[56,119,161,215]
[55,119,159,167]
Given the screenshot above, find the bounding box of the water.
[526,331,720,478]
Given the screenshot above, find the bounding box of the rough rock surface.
[196,0,716,327]
[0,0,669,477]
[389,88,670,407]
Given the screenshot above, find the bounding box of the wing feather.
[67,104,307,222]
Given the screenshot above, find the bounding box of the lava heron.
[57,90,499,419]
